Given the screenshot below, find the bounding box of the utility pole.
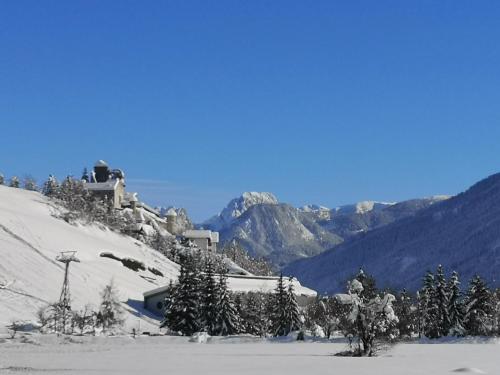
[56,251,80,333]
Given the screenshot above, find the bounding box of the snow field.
[0,335,499,375]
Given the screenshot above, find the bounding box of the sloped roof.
[84,180,120,191]
[183,229,215,240]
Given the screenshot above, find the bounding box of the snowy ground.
[0,334,499,375]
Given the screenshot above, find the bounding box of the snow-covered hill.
[284,173,500,294]
[0,186,179,330]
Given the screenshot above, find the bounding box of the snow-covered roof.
[123,192,139,203]
[138,202,160,217]
[144,274,317,298]
[165,208,177,217]
[84,180,120,191]
[183,230,219,243]
[94,160,109,167]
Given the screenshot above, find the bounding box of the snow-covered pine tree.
[447,271,465,336]
[234,293,245,332]
[464,275,493,336]
[23,175,37,191]
[97,280,124,334]
[215,272,240,336]
[163,279,176,314]
[9,176,20,188]
[434,265,451,337]
[242,292,269,337]
[57,176,89,213]
[271,273,289,337]
[285,277,301,334]
[0,173,4,185]
[395,289,416,338]
[163,253,201,336]
[493,289,500,335]
[420,270,439,338]
[220,239,274,276]
[42,175,59,196]
[200,259,219,335]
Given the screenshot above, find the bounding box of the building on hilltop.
[83,160,126,209]
[83,160,161,218]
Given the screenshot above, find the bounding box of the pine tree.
[163,254,201,335]
[420,270,439,338]
[271,273,289,336]
[435,265,450,337]
[9,176,20,188]
[464,275,493,336]
[57,176,89,212]
[395,289,416,338]
[285,277,301,334]
[0,173,4,185]
[242,292,269,337]
[23,175,37,191]
[42,175,59,197]
[200,259,219,335]
[234,293,245,332]
[215,273,240,336]
[447,271,465,336]
[97,280,124,334]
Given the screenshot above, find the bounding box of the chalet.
[182,230,219,252]
[143,274,317,316]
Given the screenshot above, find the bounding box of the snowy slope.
[0,186,179,329]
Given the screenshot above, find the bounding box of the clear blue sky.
[1,1,500,222]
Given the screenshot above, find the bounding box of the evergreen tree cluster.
[0,173,39,191]
[300,268,500,354]
[40,175,126,229]
[418,266,497,338]
[162,254,302,337]
[220,239,275,276]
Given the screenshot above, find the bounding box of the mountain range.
[201,191,447,268]
[284,173,500,293]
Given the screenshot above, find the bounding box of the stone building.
[83,160,125,209]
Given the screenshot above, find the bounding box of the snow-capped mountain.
[334,201,395,215]
[318,196,449,239]
[203,192,279,231]
[217,203,343,268]
[298,204,331,219]
[284,173,500,294]
[204,193,446,269]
